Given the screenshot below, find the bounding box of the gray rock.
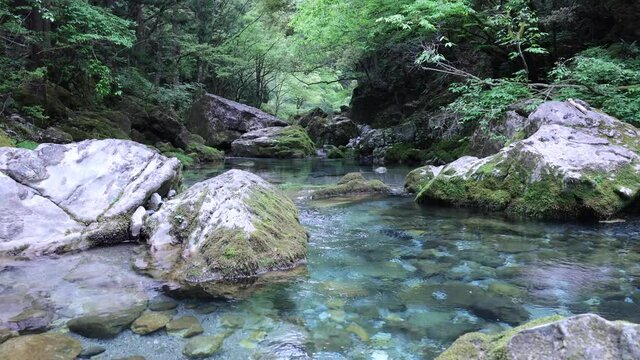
[147,295,178,311]
[230,126,315,158]
[67,303,146,338]
[187,93,288,148]
[130,311,171,335]
[143,170,308,298]
[130,206,146,239]
[437,314,640,360]
[79,345,106,358]
[8,306,53,334]
[356,122,417,164]
[147,193,163,212]
[166,316,204,338]
[416,100,640,219]
[305,115,358,147]
[374,167,387,174]
[0,139,181,255]
[182,334,227,358]
[37,127,73,144]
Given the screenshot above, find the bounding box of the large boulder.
[415,101,640,220]
[142,170,308,298]
[187,94,288,149]
[0,139,181,255]
[231,126,315,158]
[356,122,417,164]
[437,314,640,360]
[306,115,359,147]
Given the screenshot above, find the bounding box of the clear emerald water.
[1,158,640,359]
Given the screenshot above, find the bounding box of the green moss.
[272,125,316,158]
[0,130,15,147]
[423,137,470,164]
[418,150,640,219]
[187,142,224,162]
[60,112,129,141]
[383,144,425,164]
[165,152,195,167]
[196,186,308,280]
[313,172,390,199]
[15,140,38,150]
[437,315,564,360]
[404,166,437,193]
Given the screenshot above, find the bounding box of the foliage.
[447,80,534,127]
[550,45,640,124]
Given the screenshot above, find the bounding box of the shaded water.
[1,158,640,359]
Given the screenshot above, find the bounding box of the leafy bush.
[550,45,640,124]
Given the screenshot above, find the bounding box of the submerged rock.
[0,139,181,255]
[67,304,146,339]
[231,126,316,158]
[182,334,227,358]
[187,93,288,148]
[0,333,82,360]
[143,170,308,298]
[130,311,172,335]
[166,316,204,338]
[415,101,640,220]
[437,314,640,360]
[312,173,391,199]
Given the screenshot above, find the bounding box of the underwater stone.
[166,316,204,338]
[183,334,227,359]
[0,333,82,360]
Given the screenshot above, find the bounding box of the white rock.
[0,139,181,255]
[130,206,146,238]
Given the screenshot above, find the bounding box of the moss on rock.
[0,130,15,147]
[416,101,640,220]
[436,315,563,360]
[312,172,391,199]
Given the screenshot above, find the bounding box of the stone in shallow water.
[78,344,106,358]
[183,334,226,359]
[347,323,369,342]
[67,304,146,339]
[437,314,640,360]
[166,316,204,338]
[0,333,82,360]
[147,295,178,311]
[8,306,53,334]
[130,311,172,335]
[219,314,245,328]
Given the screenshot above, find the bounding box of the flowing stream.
[1,158,640,359]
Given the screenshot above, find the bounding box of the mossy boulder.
[142,169,309,298]
[61,110,131,141]
[404,165,443,194]
[231,126,316,158]
[415,101,640,220]
[187,93,288,149]
[437,314,640,360]
[312,172,391,199]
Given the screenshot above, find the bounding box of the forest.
[1,1,640,359]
